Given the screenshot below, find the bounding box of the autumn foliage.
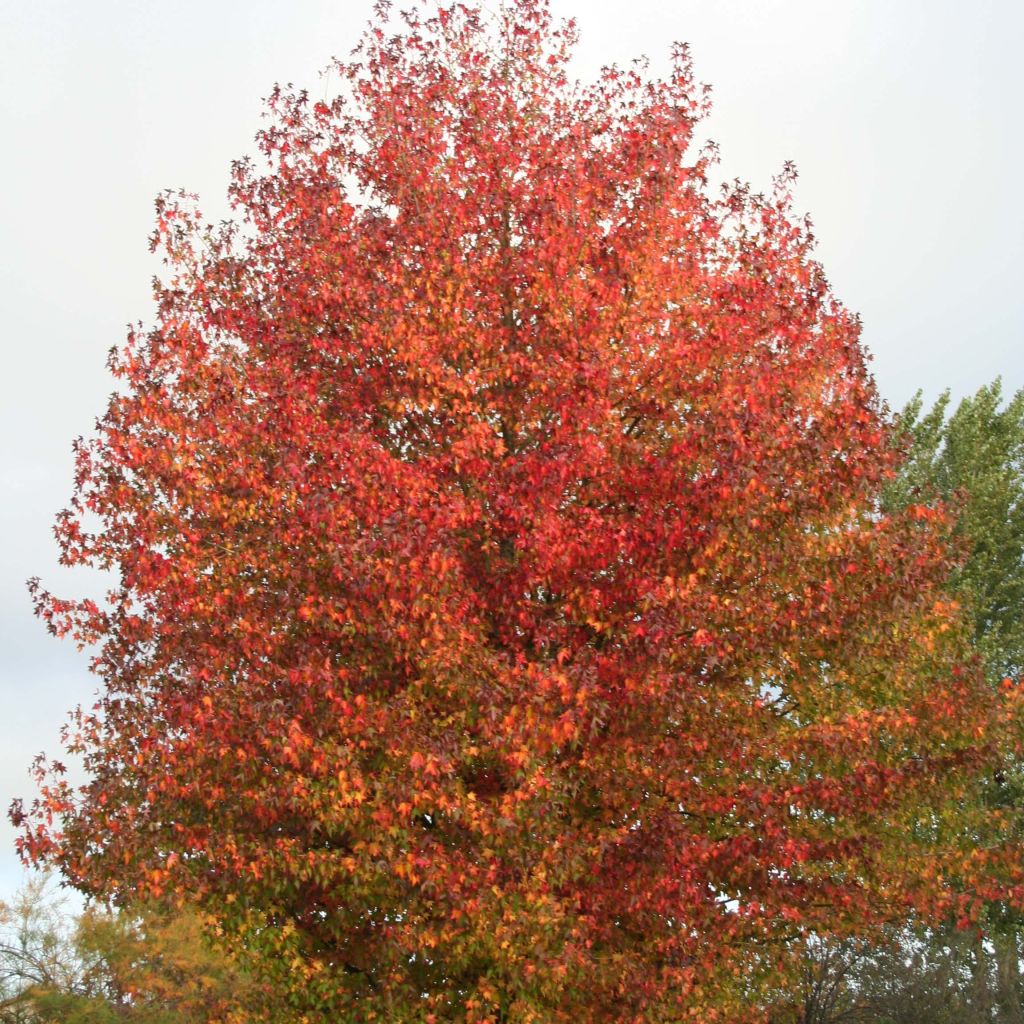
[14,2,1024,1020]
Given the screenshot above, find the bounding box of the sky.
[1,0,1021,902]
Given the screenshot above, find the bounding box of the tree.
[768,380,1024,1024]
[12,2,1024,1020]
[768,925,1001,1024]
[892,380,1024,685]
[0,876,265,1023]
[1,876,82,1023]
[890,381,1024,1023]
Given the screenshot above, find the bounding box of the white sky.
[1,0,1021,900]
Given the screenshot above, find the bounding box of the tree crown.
[13,3,1024,1020]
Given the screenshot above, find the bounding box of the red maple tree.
[15,2,1024,1020]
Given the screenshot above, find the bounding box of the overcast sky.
[1,0,1021,902]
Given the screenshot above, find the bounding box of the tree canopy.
[12,3,1024,1021]
[890,380,1024,683]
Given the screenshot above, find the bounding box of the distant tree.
[770,379,1024,1024]
[889,380,1024,683]
[13,2,1024,1020]
[0,876,81,1023]
[773,925,1001,1024]
[890,380,1024,1023]
[0,877,267,1023]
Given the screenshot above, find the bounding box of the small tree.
[0,878,263,1023]
[13,3,1024,1020]
[1,876,82,1023]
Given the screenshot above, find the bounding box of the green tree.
[894,380,1024,1024]
[0,876,82,1023]
[889,380,1024,683]
[0,876,270,1023]
[772,379,1024,1024]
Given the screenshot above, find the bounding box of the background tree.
[12,2,1024,1021]
[772,379,1024,1023]
[896,381,1024,1020]
[1,876,81,1023]
[771,926,1002,1024]
[0,877,266,1023]
[892,380,1024,684]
